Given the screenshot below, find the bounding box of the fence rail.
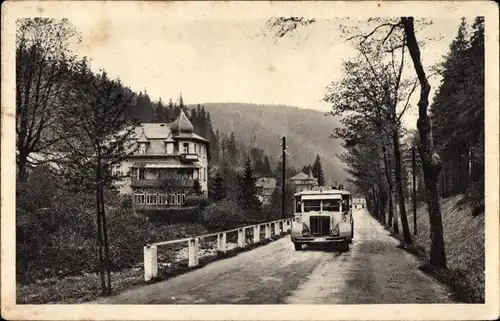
[143,218,293,281]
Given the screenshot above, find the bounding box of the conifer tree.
[263,155,272,176]
[312,154,325,186]
[210,170,227,201]
[237,158,262,220]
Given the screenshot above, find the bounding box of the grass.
[16,267,144,304]
[386,195,485,303]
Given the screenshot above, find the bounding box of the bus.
[291,187,354,251]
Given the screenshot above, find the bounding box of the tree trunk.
[17,150,29,183]
[402,17,446,268]
[392,129,412,244]
[392,190,400,234]
[382,147,394,227]
[99,185,112,294]
[95,166,106,295]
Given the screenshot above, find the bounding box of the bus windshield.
[303,200,321,212]
[322,199,341,211]
[301,199,341,212]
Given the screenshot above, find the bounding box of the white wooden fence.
[143,218,293,281]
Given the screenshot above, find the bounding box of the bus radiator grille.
[310,216,330,236]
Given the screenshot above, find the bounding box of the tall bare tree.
[402,17,446,267]
[16,18,80,182]
[58,61,138,294]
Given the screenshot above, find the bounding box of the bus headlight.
[342,212,348,222]
[302,223,310,236]
[331,225,339,236]
[295,216,301,223]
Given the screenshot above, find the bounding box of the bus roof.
[294,188,351,197]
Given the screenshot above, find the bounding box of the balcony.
[131,178,194,188]
[181,153,199,162]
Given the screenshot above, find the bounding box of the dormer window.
[183,143,189,154]
[165,142,174,154]
[138,143,147,154]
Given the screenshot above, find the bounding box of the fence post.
[253,225,260,243]
[265,223,271,239]
[188,238,199,267]
[217,232,227,253]
[274,221,280,236]
[237,228,245,248]
[143,244,158,282]
[286,219,291,231]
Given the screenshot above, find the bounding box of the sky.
[62,7,471,131]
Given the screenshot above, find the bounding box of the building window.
[138,168,145,179]
[152,194,157,204]
[194,144,197,154]
[177,194,181,205]
[166,143,174,154]
[170,194,175,204]
[138,143,147,154]
[134,194,145,204]
[183,143,189,154]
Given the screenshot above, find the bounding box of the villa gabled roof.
[290,172,309,180]
[136,128,150,143]
[133,123,170,140]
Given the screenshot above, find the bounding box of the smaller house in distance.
[255,177,277,205]
[352,197,366,209]
[288,169,318,193]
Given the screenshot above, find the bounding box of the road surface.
[94,208,453,304]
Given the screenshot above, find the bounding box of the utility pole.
[412,146,417,235]
[281,136,286,219]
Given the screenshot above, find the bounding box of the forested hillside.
[197,103,347,184]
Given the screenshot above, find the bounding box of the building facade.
[352,197,366,209]
[113,110,210,209]
[288,169,318,193]
[255,177,277,205]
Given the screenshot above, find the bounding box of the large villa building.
[112,110,210,209]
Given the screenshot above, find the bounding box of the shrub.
[146,207,200,225]
[467,180,484,216]
[201,197,244,231]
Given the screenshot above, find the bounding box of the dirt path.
[92,208,453,304]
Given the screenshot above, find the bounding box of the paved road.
[93,208,453,304]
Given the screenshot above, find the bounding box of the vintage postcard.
[1,0,499,320]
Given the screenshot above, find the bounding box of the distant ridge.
[191,102,348,184]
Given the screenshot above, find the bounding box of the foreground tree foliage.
[57,61,137,294]
[16,18,80,182]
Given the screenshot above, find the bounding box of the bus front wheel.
[294,243,302,251]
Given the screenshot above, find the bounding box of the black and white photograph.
[1,1,499,320]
